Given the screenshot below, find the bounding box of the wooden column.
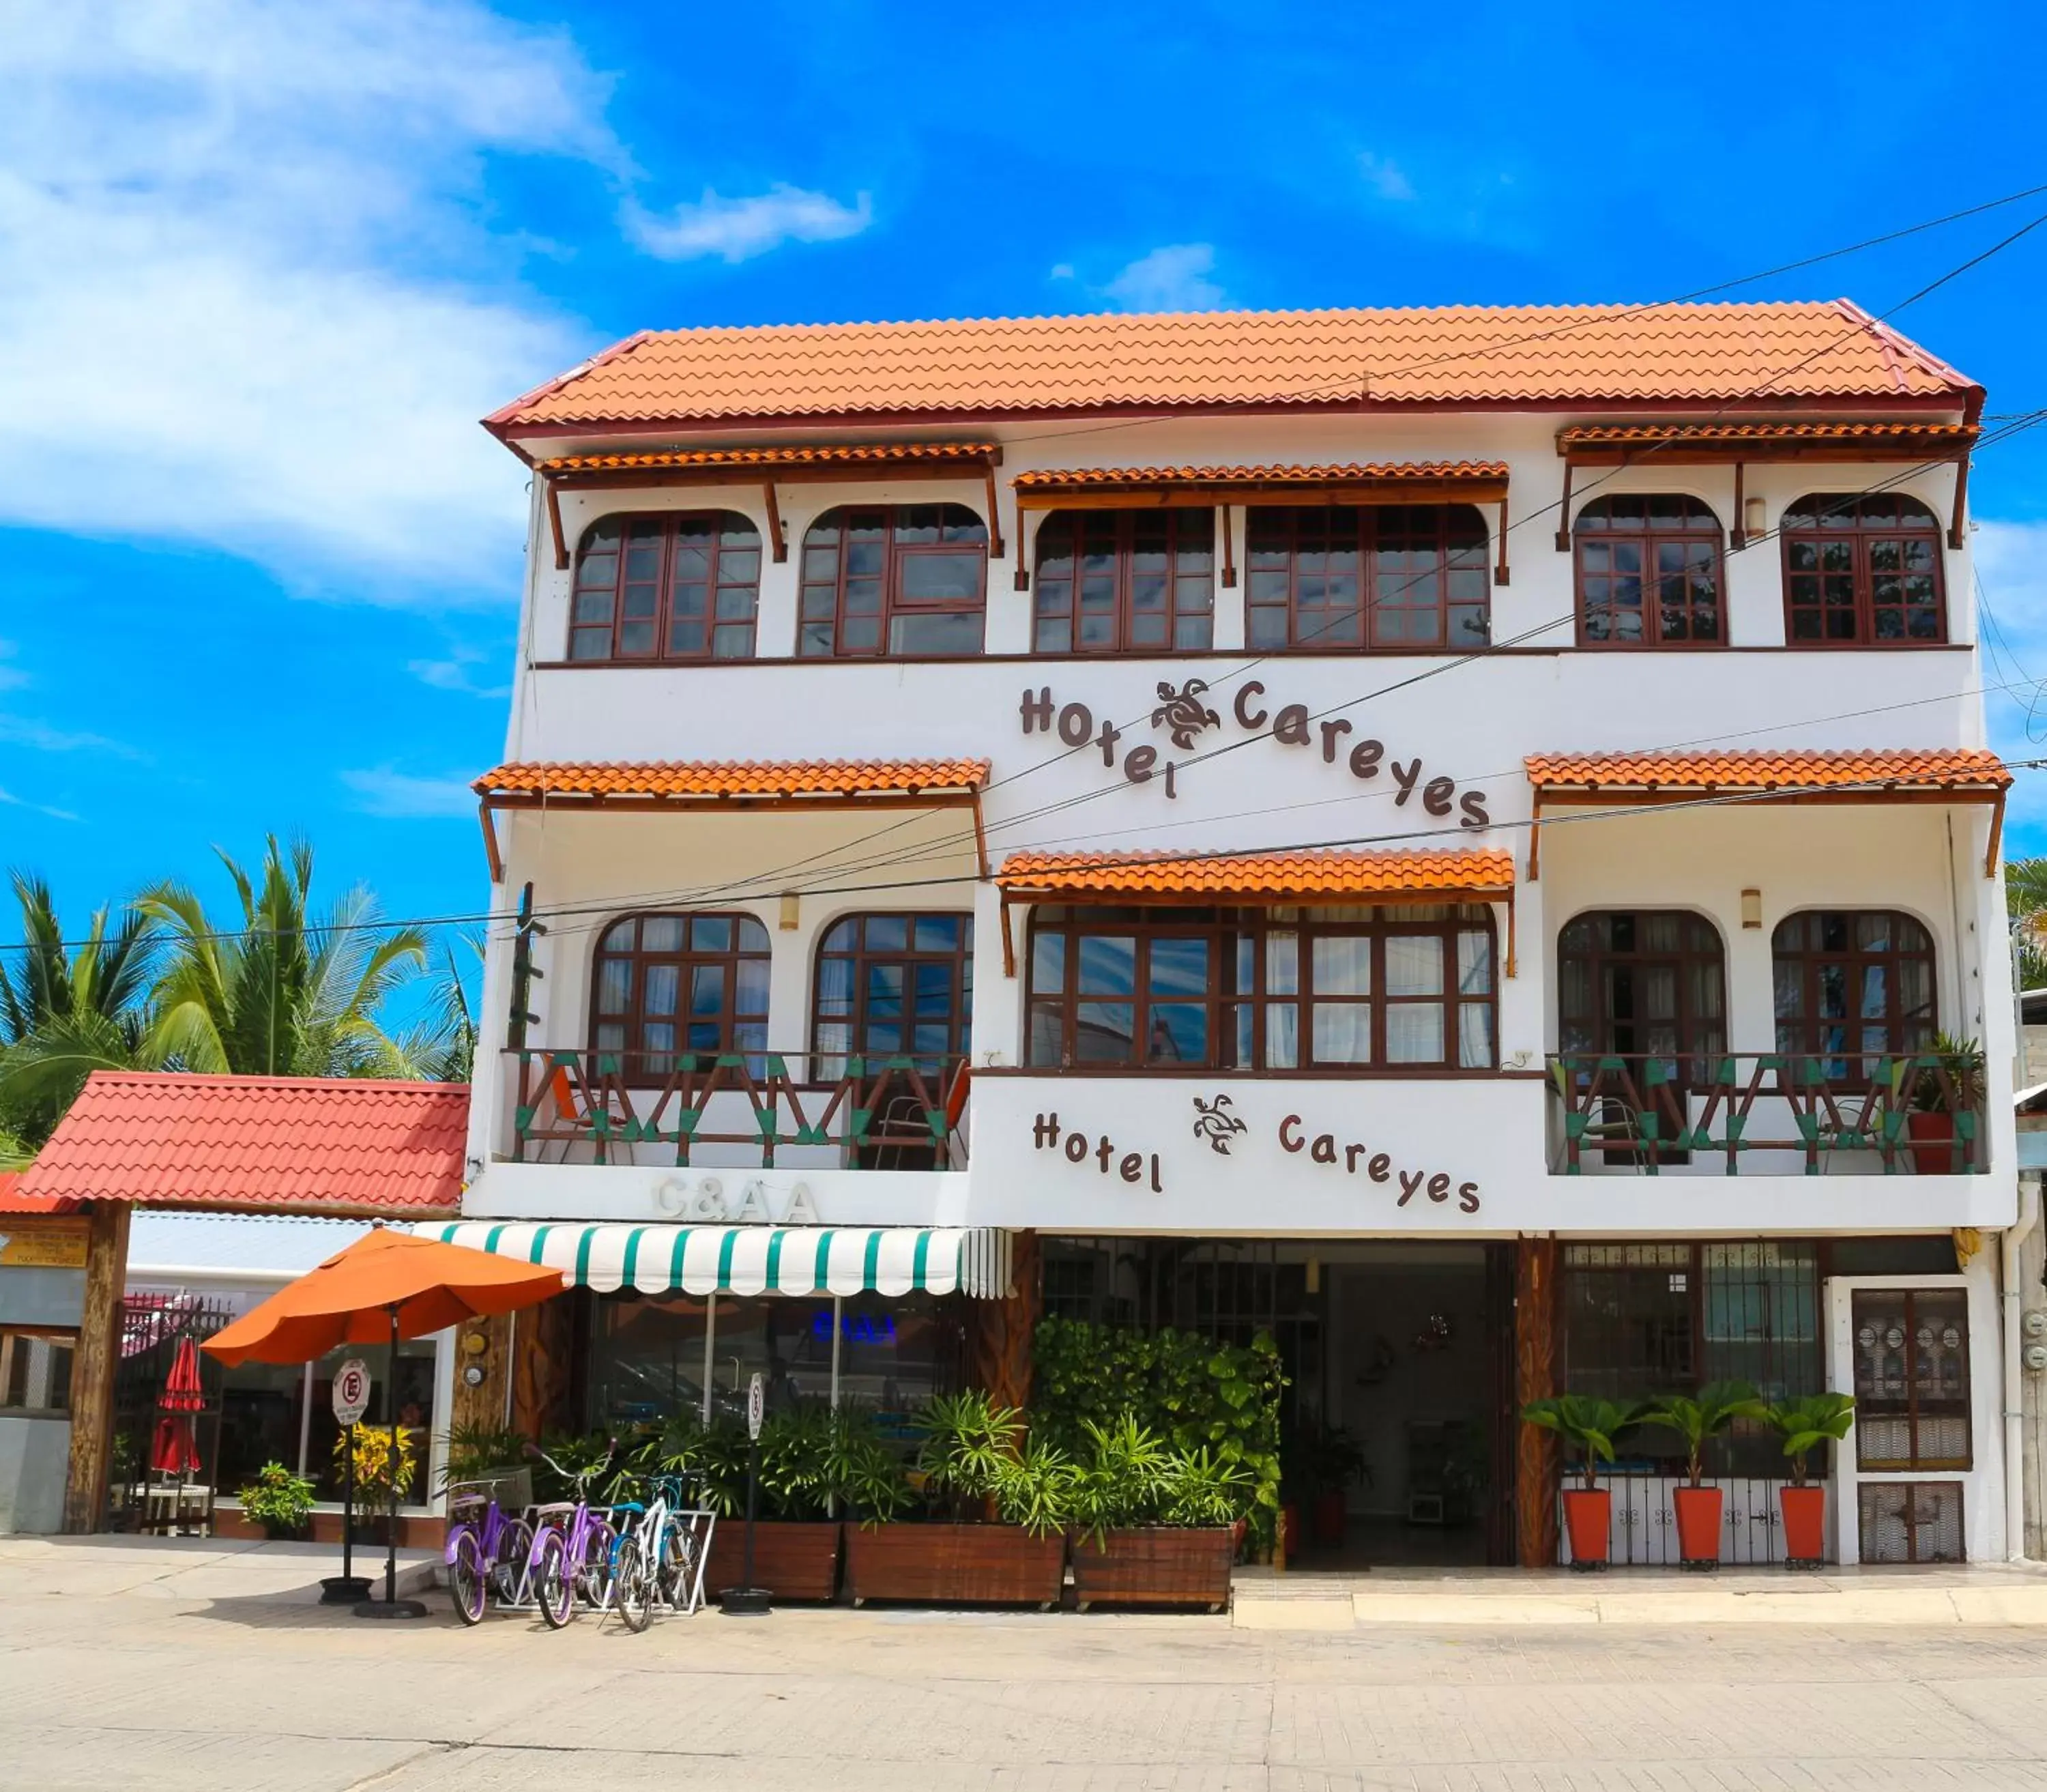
[449,1311,514,1439]
[968,1230,1041,1413]
[510,1290,576,1441]
[63,1200,132,1534]
[1513,1233,1559,1570]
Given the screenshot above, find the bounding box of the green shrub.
[237,1461,316,1534]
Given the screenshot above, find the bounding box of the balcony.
[1545,1052,1986,1176]
[504,1047,969,1171]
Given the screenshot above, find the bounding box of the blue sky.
[3,0,2046,966]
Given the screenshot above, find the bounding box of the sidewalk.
[1232,1559,2047,1628]
[0,1531,440,1602]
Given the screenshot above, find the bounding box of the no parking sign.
[332,1359,371,1426]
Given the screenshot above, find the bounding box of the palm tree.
[139,835,437,1078]
[2010,856,2047,992]
[0,872,158,1152]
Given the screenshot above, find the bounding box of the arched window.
[798,505,988,657]
[1245,505,1490,651]
[1573,495,1724,646]
[590,912,770,1075]
[568,512,761,662]
[1024,904,1497,1071]
[1558,910,1726,1068]
[1032,510,1214,652]
[1772,910,1935,1081]
[1782,494,1946,645]
[813,912,974,1072]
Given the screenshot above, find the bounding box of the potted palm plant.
[1639,1380,1762,1569]
[1760,1392,1855,1567]
[1520,1396,1644,1568]
[1064,1416,1249,1611]
[1908,1032,1985,1173]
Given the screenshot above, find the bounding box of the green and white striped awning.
[427,1222,1013,1299]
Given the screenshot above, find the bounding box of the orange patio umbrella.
[205,1226,564,1617]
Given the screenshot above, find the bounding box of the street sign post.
[320,1360,373,1604]
[722,1372,772,1617]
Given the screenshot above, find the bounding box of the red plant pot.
[1908,1110,1958,1174]
[1779,1484,1827,1567]
[1312,1490,1348,1550]
[1672,1484,1722,1567]
[1561,1488,1611,1568]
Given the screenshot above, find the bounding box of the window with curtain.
[590,912,771,1078]
[1030,508,1215,652]
[1024,903,1496,1071]
[798,505,989,657]
[1573,494,1724,646]
[812,912,974,1075]
[1244,504,1490,650]
[1782,493,1947,645]
[567,511,762,661]
[1771,910,1935,1084]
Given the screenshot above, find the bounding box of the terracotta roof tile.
[1524,748,2011,793]
[1013,460,1509,489]
[538,442,1000,476]
[0,1171,66,1215]
[997,847,1515,899]
[476,759,991,801]
[16,1074,467,1217]
[490,303,1978,431]
[1557,420,1977,450]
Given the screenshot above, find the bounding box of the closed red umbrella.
[162,1335,205,1412]
[149,1335,206,1477]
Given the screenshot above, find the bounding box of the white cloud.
[0,641,25,693]
[626,185,872,264]
[340,766,478,819]
[1103,244,1225,313]
[407,644,512,699]
[1359,151,1416,203]
[0,715,144,758]
[0,785,80,824]
[1048,262,1077,282]
[1973,519,2047,837]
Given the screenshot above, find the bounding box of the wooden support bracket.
[1495,493,1510,586]
[479,800,505,884]
[1987,787,2006,878]
[1950,450,1971,550]
[1526,793,1543,882]
[1554,459,1573,551]
[762,480,787,563]
[1731,460,1747,549]
[546,478,568,570]
[1221,503,1237,588]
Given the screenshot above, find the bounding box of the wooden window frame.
[568,511,763,663]
[590,911,772,1078]
[1572,495,1726,648]
[798,505,989,660]
[1030,508,1216,654]
[1782,494,1948,648]
[1556,910,1728,1066]
[811,911,976,1069]
[1023,904,1498,1073]
[1851,1287,1972,1471]
[1771,909,1936,1084]
[1244,504,1492,653]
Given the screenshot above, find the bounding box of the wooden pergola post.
[969,1230,1041,1413]
[1513,1233,1559,1569]
[63,1200,132,1533]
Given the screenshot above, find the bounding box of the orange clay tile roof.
[475,759,991,801]
[0,1170,66,1215]
[1556,420,1978,449]
[997,847,1515,899]
[1013,461,1509,489]
[488,303,1978,432]
[1524,748,2011,794]
[15,1074,467,1217]
[537,442,1000,476]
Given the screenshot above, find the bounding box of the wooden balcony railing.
[1547,1052,1984,1176]
[508,1047,970,1169]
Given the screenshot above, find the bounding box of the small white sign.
[746,1372,765,1441]
[332,1359,372,1427]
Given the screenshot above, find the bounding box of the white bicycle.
[611,1472,716,1631]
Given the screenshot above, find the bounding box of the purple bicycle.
[442,1468,535,1626]
[525,1443,618,1630]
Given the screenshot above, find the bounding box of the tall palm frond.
[2008,856,2047,989]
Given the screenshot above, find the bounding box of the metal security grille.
[1859,1480,1965,1563]
[1852,1289,1971,1470]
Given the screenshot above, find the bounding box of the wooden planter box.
[1071,1528,1234,1611]
[704,1520,842,1603]
[845,1522,1064,1608]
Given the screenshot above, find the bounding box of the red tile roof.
[476,759,990,802]
[1013,460,1509,491]
[998,847,1515,899]
[538,442,1000,476]
[16,1074,468,1217]
[1557,420,1978,450]
[1524,748,2011,794]
[489,303,1978,433]
[0,1171,65,1215]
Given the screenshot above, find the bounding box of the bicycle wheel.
[493,1519,534,1608]
[448,1529,487,1626]
[613,1536,652,1633]
[660,1524,697,1611]
[534,1529,574,1630]
[578,1520,616,1611]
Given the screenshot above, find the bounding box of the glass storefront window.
[307,1340,437,1503]
[216,1359,307,1494]
[714,1297,837,1418]
[590,1294,710,1426]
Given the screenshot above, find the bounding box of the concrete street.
[10,1537,2047,1789]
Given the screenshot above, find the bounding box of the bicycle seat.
[611,1501,646,1514]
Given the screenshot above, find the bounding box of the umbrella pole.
[354,1303,424,1619]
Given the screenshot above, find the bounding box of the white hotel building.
[448,304,2026,1570]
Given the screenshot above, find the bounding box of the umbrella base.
[720,1586,772,1616]
[319,1576,375,1604]
[353,1598,429,1619]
